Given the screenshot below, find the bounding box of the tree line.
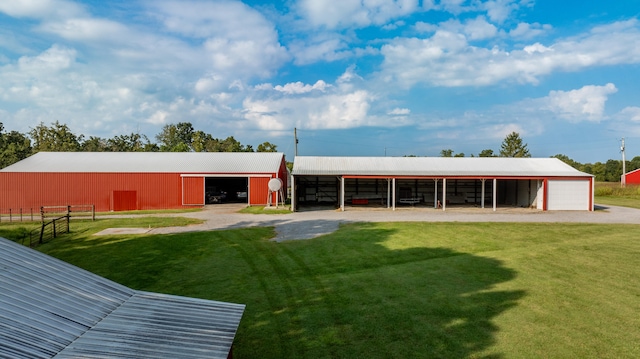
[437,131,639,183]
[0,121,278,169]
[2,124,637,181]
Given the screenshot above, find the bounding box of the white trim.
[180,174,272,178]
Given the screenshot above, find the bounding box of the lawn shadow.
[235,222,526,358]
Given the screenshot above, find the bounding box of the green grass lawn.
[9,219,637,358]
[595,182,640,209]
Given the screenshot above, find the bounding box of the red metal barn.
[623,168,640,185]
[0,152,288,213]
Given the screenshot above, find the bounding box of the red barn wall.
[249,177,271,205]
[0,172,186,213]
[625,169,640,185]
[182,177,205,205]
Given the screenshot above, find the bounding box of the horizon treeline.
[0,121,278,169]
[1,121,639,182]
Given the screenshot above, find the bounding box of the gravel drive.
[146,203,640,242]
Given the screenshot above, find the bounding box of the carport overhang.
[291,174,594,212]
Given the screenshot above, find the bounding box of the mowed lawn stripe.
[23,220,640,358]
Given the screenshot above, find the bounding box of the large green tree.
[499,132,531,157]
[107,133,157,152]
[478,149,495,157]
[257,141,277,152]
[29,121,82,152]
[156,122,195,151]
[0,122,32,168]
[440,149,454,157]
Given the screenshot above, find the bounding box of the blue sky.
[1,0,639,162]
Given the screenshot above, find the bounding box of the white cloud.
[17,44,76,72]
[273,80,329,94]
[507,83,618,124]
[380,19,640,87]
[243,90,373,130]
[482,0,518,23]
[510,22,552,39]
[0,0,84,20]
[463,16,498,40]
[545,83,617,122]
[242,69,379,130]
[389,108,410,115]
[152,1,289,78]
[295,0,421,29]
[617,107,640,122]
[39,17,129,41]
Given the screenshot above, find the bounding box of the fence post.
[20,208,23,222]
[92,204,95,221]
[40,223,45,244]
[41,207,45,222]
[31,208,33,221]
[9,208,12,223]
[53,220,57,239]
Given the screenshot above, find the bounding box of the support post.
[434,179,439,209]
[291,175,296,212]
[493,178,497,211]
[340,176,345,211]
[442,178,447,211]
[387,179,391,209]
[481,179,486,209]
[392,178,396,211]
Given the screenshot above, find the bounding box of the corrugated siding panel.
[183,177,204,205]
[0,173,184,212]
[250,177,271,205]
[0,237,244,359]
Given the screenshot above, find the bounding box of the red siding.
[249,177,271,205]
[182,177,204,205]
[625,169,640,185]
[113,191,137,211]
[0,172,184,212]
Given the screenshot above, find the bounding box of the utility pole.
[621,138,626,187]
[294,128,299,157]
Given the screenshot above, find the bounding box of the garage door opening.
[205,177,248,204]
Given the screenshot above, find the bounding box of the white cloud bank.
[381,19,640,88]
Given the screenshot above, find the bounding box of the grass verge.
[238,206,292,214]
[20,220,640,358]
[595,182,640,209]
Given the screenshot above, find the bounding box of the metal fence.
[0,208,36,223]
[1,205,95,247]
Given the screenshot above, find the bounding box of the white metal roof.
[1,152,285,174]
[0,237,245,359]
[292,156,593,178]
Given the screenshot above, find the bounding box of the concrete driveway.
[146,203,640,242]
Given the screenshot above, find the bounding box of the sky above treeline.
[1,0,639,162]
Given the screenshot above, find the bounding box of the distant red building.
[1,152,288,212]
[623,168,640,185]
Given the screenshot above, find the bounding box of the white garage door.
[547,180,591,210]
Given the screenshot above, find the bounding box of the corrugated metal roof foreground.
[292,156,593,177]
[1,151,284,174]
[0,237,245,359]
